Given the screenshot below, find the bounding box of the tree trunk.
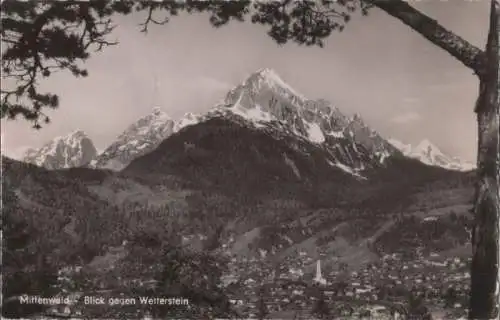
[370,0,487,77]
[370,0,498,316]
[469,1,500,319]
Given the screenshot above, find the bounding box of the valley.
[2,69,476,320]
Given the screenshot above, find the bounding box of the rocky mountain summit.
[23,130,97,169]
[388,138,475,172]
[91,107,176,171]
[192,68,400,176]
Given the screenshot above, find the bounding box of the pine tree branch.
[367,0,488,78]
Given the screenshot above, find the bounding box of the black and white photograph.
[1,0,499,319]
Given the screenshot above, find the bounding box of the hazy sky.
[0,0,489,162]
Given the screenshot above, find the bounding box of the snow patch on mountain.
[327,130,344,138]
[228,92,276,127]
[327,159,366,180]
[305,121,325,144]
[283,152,301,179]
[174,112,203,132]
[376,151,391,164]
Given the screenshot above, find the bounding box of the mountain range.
[20,68,474,173]
[3,68,476,319]
[3,68,475,274]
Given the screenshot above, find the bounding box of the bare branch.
[140,5,169,33]
[366,0,487,78]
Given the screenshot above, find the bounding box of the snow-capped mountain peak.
[414,139,445,158]
[69,129,87,137]
[23,130,97,169]
[151,106,171,120]
[93,107,175,171]
[351,113,363,123]
[252,68,306,100]
[134,106,171,129]
[388,138,475,172]
[413,139,445,158]
[226,68,306,107]
[206,68,400,174]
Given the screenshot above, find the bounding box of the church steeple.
[314,260,327,285]
[316,260,322,278]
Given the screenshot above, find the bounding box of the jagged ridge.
[23,130,97,169]
[21,68,472,175]
[388,138,475,172]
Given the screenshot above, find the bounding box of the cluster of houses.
[223,250,471,318]
[38,245,470,319]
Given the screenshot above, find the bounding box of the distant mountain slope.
[388,138,475,172]
[23,130,97,169]
[92,107,175,171]
[123,116,361,205]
